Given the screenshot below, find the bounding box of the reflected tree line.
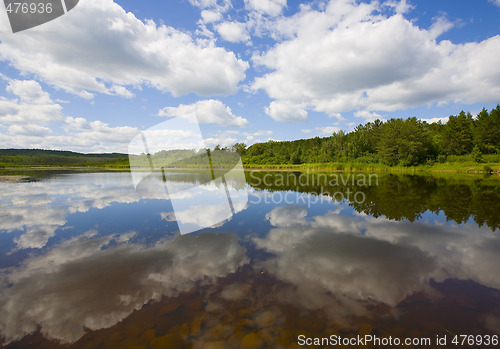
[245,171,500,230]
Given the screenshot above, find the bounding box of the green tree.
[474,106,500,154]
[378,118,433,166]
[231,143,247,156]
[331,130,347,161]
[471,145,484,163]
[290,146,303,164]
[441,111,474,155]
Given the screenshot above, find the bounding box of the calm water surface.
[0,170,499,348]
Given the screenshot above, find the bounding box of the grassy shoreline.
[243,161,500,174]
[1,161,500,175]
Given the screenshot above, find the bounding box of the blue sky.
[0,0,499,153]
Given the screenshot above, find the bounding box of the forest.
[0,149,129,168]
[1,106,499,169]
[240,106,500,167]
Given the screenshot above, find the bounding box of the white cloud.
[354,110,384,122]
[489,0,500,7]
[317,126,341,135]
[159,100,249,127]
[420,116,449,124]
[0,79,63,125]
[328,112,344,120]
[64,117,139,144]
[244,0,287,16]
[216,21,251,43]
[385,0,413,14]
[201,10,223,23]
[264,100,308,122]
[240,130,273,143]
[189,0,231,11]
[198,129,272,147]
[0,79,139,152]
[203,134,238,148]
[429,16,454,39]
[8,124,53,136]
[301,126,340,136]
[110,85,134,99]
[252,0,500,120]
[0,0,248,98]
[189,0,218,8]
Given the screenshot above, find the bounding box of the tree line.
[240,105,500,166]
[0,149,129,168]
[1,106,499,168]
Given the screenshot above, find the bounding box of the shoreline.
[0,175,40,183]
[1,165,499,176]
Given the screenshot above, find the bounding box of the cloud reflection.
[0,172,249,249]
[0,232,249,344]
[254,205,500,318]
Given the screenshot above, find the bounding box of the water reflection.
[0,232,248,344]
[0,172,249,250]
[255,205,500,310]
[0,173,140,250]
[247,172,500,230]
[0,171,499,347]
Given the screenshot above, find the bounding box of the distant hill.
[0,149,129,168]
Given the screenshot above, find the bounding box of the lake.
[0,170,499,348]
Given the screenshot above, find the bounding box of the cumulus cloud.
[0,79,63,125]
[8,124,53,136]
[264,100,308,122]
[317,126,341,135]
[300,126,340,136]
[0,0,248,98]
[385,0,413,14]
[0,77,141,152]
[64,116,139,144]
[202,129,273,147]
[354,110,384,122]
[159,99,249,127]
[0,118,139,153]
[201,10,223,23]
[252,0,500,121]
[244,0,287,16]
[429,15,455,39]
[420,116,450,124]
[189,0,231,12]
[216,21,251,43]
